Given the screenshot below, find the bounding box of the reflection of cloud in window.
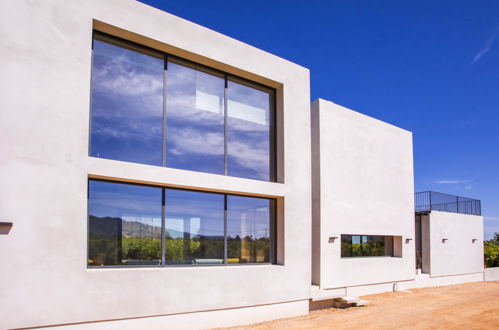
[92,43,163,119]
[195,90,222,114]
[168,128,224,157]
[228,100,267,125]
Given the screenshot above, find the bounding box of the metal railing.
[415,191,481,216]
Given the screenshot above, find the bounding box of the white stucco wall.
[0,1,311,328]
[484,267,499,281]
[426,211,484,277]
[311,99,415,290]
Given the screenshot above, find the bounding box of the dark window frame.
[87,178,277,268]
[90,31,277,182]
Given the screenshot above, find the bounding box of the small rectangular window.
[341,235,394,258]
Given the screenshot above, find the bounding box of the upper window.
[90,33,276,181]
[341,235,394,258]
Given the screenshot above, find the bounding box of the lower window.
[87,179,276,267]
[341,235,394,257]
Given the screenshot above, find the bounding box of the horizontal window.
[341,235,394,258]
[87,179,276,267]
[90,32,276,181]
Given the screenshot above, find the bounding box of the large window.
[88,179,276,267]
[341,235,394,258]
[90,33,276,181]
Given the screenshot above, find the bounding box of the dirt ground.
[225,281,499,330]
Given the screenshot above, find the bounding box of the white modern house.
[0,1,487,329]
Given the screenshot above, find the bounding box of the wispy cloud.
[434,179,468,184]
[485,216,499,221]
[472,27,499,64]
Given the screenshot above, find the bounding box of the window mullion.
[223,75,228,176]
[161,188,166,266]
[162,55,168,167]
[224,194,228,265]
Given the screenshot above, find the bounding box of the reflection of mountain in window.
[166,217,201,239]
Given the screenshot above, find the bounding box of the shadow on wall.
[0,222,13,235]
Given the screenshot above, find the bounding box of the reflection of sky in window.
[166,62,225,174]
[227,195,270,240]
[165,189,224,238]
[88,180,162,223]
[90,39,274,181]
[90,40,163,165]
[227,81,271,181]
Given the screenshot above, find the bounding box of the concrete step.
[332,297,369,308]
[310,287,345,301]
[354,299,369,307]
[339,297,360,304]
[309,288,369,310]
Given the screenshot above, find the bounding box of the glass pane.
[341,235,353,257]
[88,180,162,266]
[341,235,394,257]
[166,62,225,175]
[165,189,224,265]
[227,80,272,181]
[227,195,271,263]
[90,39,164,165]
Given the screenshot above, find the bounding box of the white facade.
[311,99,416,293]
[0,1,311,329]
[310,99,485,298]
[0,1,487,329]
[419,211,484,277]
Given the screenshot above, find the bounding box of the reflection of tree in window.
[227,196,271,264]
[87,181,162,266]
[88,180,275,267]
[164,189,224,265]
[341,235,394,257]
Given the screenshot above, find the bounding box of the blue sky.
[140,0,499,239]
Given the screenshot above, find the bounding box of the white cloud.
[168,128,224,157]
[167,126,270,179]
[434,180,468,184]
[485,216,499,221]
[472,27,499,64]
[228,140,269,180]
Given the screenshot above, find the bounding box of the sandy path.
[224,281,499,329]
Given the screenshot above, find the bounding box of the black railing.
[415,191,481,216]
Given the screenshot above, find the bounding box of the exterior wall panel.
[311,99,415,289]
[0,1,311,328]
[428,211,484,277]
